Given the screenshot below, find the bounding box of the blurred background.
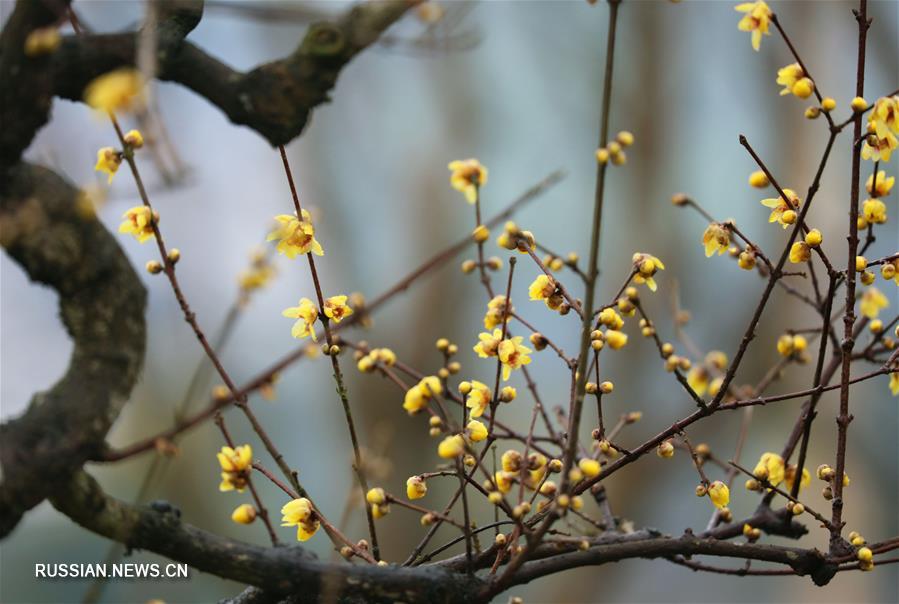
[1,0,897,602]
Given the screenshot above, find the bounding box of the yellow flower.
[438,434,466,458]
[687,366,710,396]
[231,503,257,525]
[862,199,887,224]
[761,188,801,228]
[862,131,898,163]
[467,419,489,442]
[465,380,492,418]
[282,298,319,341]
[323,295,353,323]
[866,170,895,197]
[753,452,785,486]
[735,1,772,51]
[366,487,387,506]
[869,96,899,140]
[403,376,442,415]
[118,206,155,243]
[776,63,814,99]
[406,476,427,500]
[702,223,731,257]
[484,295,513,329]
[784,465,811,492]
[707,480,730,509]
[632,253,665,291]
[266,210,323,258]
[474,329,503,358]
[789,241,811,264]
[280,498,319,541]
[859,287,888,319]
[448,159,488,203]
[605,330,628,350]
[498,337,532,381]
[529,275,563,310]
[217,444,253,492]
[84,68,144,113]
[95,147,122,184]
[889,371,898,396]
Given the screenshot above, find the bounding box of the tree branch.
[0,163,146,536]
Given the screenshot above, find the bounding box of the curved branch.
[0,163,147,536]
[48,0,414,146]
[50,470,484,603]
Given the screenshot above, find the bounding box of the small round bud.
[437,367,450,379]
[595,148,610,164]
[661,343,674,358]
[461,259,477,274]
[791,502,805,516]
[146,260,163,274]
[694,443,710,458]
[436,338,450,350]
[447,361,461,374]
[447,344,458,355]
[822,485,833,500]
[804,106,820,120]
[488,491,503,505]
[821,97,836,112]
[495,533,507,546]
[548,459,563,473]
[616,131,634,147]
[657,440,674,458]
[591,339,604,351]
[671,193,691,207]
[167,248,181,263]
[585,382,598,395]
[487,257,503,271]
[869,319,883,334]
[458,381,472,395]
[738,250,757,270]
[123,129,144,149]
[745,479,761,491]
[529,332,548,350]
[804,229,822,247]
[472,224,490,243]
[850,96,868,112]
[500,386,516,402]
[695,484,708,497]
[860,270,875,285]
[781,209,797,225]
[339,546,354,559]
[599,381,614,394]
[855,256,867,272]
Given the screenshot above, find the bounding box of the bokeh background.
[2,1,897,602]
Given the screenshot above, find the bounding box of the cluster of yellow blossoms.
[595,131,634,166]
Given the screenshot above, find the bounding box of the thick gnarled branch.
[0,163,147,536]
